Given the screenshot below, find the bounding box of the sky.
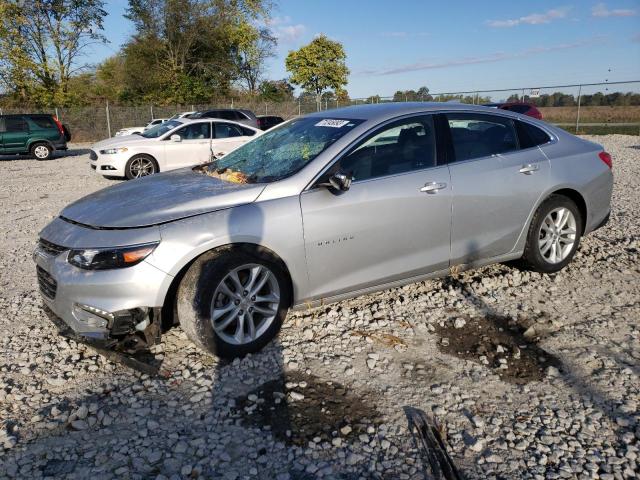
[95,0,640,99]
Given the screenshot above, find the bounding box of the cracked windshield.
[203,117,364,183]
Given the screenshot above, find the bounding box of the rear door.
[445,112,550,264]
[1,116,30,153]
[212,122,253,157]
[163,121,212,170]
[299,114,452,300]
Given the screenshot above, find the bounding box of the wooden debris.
[404,407,463,480]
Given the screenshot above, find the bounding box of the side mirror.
[320,171,352,193]
[170,134,181,142]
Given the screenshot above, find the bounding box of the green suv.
[0,114,69,160]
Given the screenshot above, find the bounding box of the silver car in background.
[34,103,613,358]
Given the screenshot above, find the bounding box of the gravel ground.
[0,136,638,480]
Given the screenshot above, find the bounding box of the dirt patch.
[435,314,563,384]
[232,372,381,445]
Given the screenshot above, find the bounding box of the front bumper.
[33,240,172,340]
[89,149,127,177]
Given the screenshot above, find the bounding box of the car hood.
[61,168,267,228]
[92,135,154,149]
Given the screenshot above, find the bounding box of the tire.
[125,154,158,179]
[521,194,583,273]
[31,143,52,160]
[176,247,291,358]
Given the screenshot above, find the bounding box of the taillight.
[53,116,65,136]
[598,151,612,169]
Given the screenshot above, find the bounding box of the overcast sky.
[96,0,640,98]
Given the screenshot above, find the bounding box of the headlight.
[100,147,128,154]
[68,242,158,270]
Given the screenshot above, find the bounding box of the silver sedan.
[34,103,613,358]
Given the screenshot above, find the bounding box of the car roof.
[500,102,536,107]
[176,117,259,130]
[304,102,522,123]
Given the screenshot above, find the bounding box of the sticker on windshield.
[315,119,351,128]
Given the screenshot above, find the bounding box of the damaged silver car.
[34,103,613,358]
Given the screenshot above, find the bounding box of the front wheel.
[125,155,157,179]
[521,195,583,273]
[176,248,291,358]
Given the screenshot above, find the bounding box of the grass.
[540,106,640,123]
[556,124,640,136]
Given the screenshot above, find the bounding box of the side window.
[337,115,437,182]
[30,116,56,129]
[446,113,518,162]
[5,117,29,133]
[515,121,551,149]
[215,123,243,138]
[240,126,256,136]
[175,122,211,140]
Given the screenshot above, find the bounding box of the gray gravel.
[0,136,638,479]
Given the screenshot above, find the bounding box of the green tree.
[123,0,272,104]
[285,35,349,111]
[232,23,276,94]
[0,0,107,106]
[258,79,294,102]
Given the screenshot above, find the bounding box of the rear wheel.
[521,195,582,273]
[31,143,52,160]
[176,248,291,358]
[125,155,157,179]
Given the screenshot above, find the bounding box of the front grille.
[37,266,57,300]
[89,150,98,160]
[38,238,67,257]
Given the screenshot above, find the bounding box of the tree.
[0,0,108,106]
[285,35,349,111]
[122,0,273,104]
[232,23,276,94]
[259,79,294,102]
[392,86,430,102]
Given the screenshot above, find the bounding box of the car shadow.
[442,271,636,439]
[0,147,91,162]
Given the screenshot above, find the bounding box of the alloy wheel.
[538,207,577,264]
[34,145,50,159]
[129,157,155,178]
[210,264,281,345]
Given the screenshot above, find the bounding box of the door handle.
[519,164,540,174]
[420,182,447,193]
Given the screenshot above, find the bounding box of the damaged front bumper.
[33,238,172,350]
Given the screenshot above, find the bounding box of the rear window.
[446,113,518,162]
[515,121,551,149]
[504,104,531,114]
[29,115,56,129]
[214,122,244,138]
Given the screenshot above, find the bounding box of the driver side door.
[299,115,452,301]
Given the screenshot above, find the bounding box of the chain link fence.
[1,80,638,142]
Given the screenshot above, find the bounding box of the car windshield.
[141,120,182,138]
[202,117,364,183]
